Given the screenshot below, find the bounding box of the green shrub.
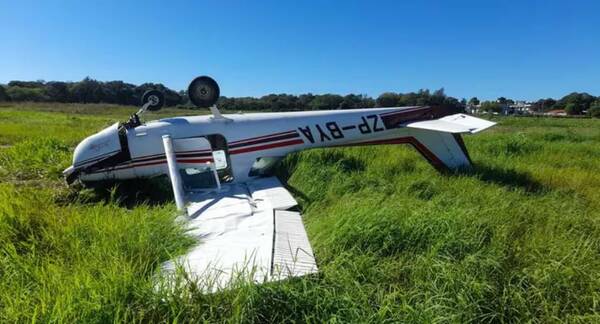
[565,102,583,115]
[589,103,600,118]
[0,85,9,101]
[6,86,48,102]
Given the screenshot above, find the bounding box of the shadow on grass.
[273,154,300,183]
[282,183,312,208]
[272,154,314,208]
[57,176,174,208]
[456,163,547,194]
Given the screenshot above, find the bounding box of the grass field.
[1,103,600,322]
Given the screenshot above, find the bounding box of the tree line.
[0,78,183,107]
[0,78,463,112]
[530,93,600,116]
[0,77,598,117]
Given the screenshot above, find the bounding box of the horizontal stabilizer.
[405,113,496,134]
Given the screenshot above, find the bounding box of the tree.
[102,81,136,105]
[497,97,508,105]
[443,97,463,112]
[45,82,71,102]
[308,94,344,110]
[543,98,557,111]
[8,80,45,88]
[555,92,595,112]
[337,94,374,109]
[429,88,446,105]
[396,92,415,106]
[298,94,314,110]
[468,97,480,106]
[260,94,299,111]
[359,95,376,108]
[565,102,583,115]
[70,77,104,103]
[415,89,431,105]
[480,101,502,113]
[589,101,600,118]
[6,86,47,101]
[376,92,400,107]
[0,85,8,101]
[531,98,556,112]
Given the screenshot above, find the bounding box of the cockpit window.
[179,166,218,190]
[177,134,234,191]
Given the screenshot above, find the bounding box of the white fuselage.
[68,106,480,185]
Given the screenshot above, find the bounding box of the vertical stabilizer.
[408,128,472,171]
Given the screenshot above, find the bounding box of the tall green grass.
[1,104,599,322]
[0,103,197,145]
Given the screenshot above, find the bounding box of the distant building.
[508,101,532,115]
[544,109,567,116]
[465,104,481,114]
[466,100,533,116]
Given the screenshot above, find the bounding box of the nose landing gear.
[142,90,165,112]
[124,90,166,128]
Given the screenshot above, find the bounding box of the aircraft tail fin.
[406,129,474,172]
[343,110,496,172]
[395,113,494,171]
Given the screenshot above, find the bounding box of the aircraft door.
[173,134,233,190]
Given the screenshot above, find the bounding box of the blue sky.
[1,0,599,100]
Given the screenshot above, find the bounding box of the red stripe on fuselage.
[229,139,304,154]
[228,132,300,149]
[130,149,211,162]
[229,130,296,145]
[335,136,448,171]
[127,130,298,164]
[89,138,303,174]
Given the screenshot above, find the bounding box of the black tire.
[142,90,165,111]
[188,76,220,108]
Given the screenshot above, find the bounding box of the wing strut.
[162,135,186,211]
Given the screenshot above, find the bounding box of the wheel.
[141,90,165,111]
[188,76,220,108]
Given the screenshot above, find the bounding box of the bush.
[480,101,502,113]
[6,86,48,102]
[0,85,9,101]
[376,92,401,107]
[565,102,583,115]
[589,103,600,118]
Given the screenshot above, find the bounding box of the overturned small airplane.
[64,76,495,290]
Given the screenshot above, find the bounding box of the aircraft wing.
[405,113,496,134]
[161,177,317,291]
